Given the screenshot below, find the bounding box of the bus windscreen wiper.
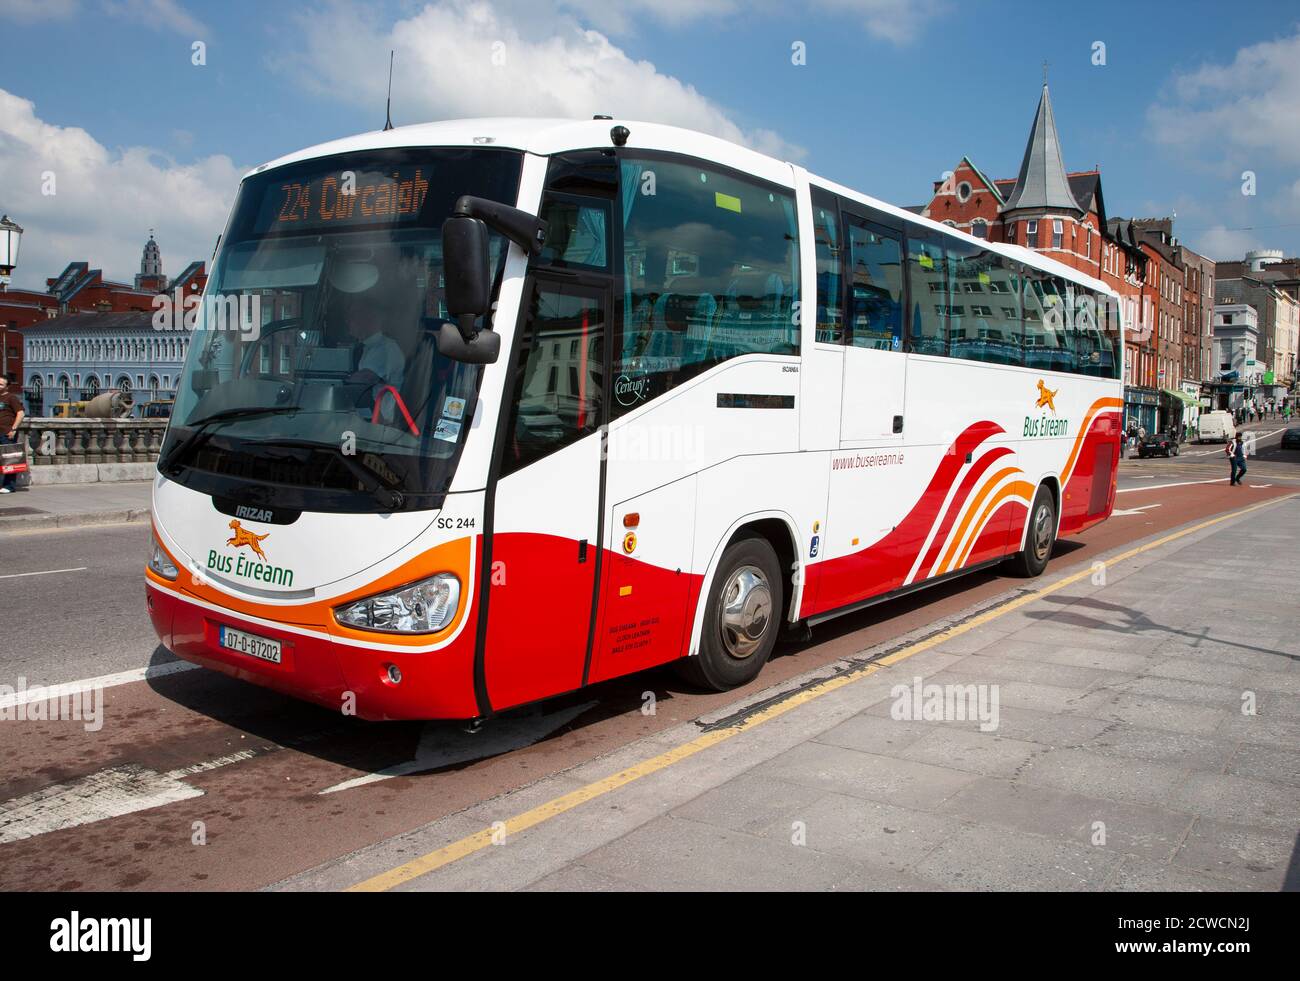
[160,406,300,478]
[250,438,406,510]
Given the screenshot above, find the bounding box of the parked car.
[1195,410,1235,444]
[1137,431,1180,458]
[1281,427,1300,450]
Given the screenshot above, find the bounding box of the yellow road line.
[347,493,1296,892]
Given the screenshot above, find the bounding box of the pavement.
[276,492,1300,892]
[0,479,152,532]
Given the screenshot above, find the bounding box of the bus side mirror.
[442,214,491,334]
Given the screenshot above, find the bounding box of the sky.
[2,0,1299,290]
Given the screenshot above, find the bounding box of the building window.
[1052,219,1063,249]
[971,219,988,239]
[956,181,972,203]
[1026,220,1038,245]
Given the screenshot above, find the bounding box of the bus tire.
[677,536,783,691]
[1008,484,1056,578]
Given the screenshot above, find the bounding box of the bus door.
[482,275,610,711]
[839,211,908,444]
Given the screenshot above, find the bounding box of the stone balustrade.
[14,418,169,467]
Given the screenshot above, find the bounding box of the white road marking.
[1118,478,1225,493]
[319,701,598,795]
[1112,503,1162,516]
[0,567,88,581]
[0,661,200,710]
[0,751,257,845]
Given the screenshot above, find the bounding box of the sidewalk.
[0,480,152,533]
[279,494,1300,892]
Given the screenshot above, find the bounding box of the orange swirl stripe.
[936,466,1022,575]
[955,478,1036,571]
[1060,396,1123,487]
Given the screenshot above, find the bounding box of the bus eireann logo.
[1035,379,1058,413]
[227,519,270,560]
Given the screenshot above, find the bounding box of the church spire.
[1000,83,1082,215]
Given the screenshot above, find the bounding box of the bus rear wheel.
[1008,484,1056,578]
[677,536,783,692]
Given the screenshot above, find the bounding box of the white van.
[1196,411,1235,444]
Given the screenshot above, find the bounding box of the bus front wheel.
[677,536,783,692]
[1008,485,1057,578]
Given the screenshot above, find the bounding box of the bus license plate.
[220,626,282,664]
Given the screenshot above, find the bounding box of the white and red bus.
[146,118,1123,720]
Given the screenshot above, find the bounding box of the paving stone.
[1072,691,1231,736]
[812,712,932,757]
[1225,743,1300,788]
[899,727,1043,778]
[1104,855,1239,891]
[669,771,826,835]
[1171,817,1298,890]
[1017,746,1188,806]
[912,823,1123,891]
[1083,722,1238,771]
[935,776,1192,860]
[1167,771,1300,834]
[575,814,870,891]
[757,742,979,811]
[756,792,962,872]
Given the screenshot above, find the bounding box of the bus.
[145,118,1123,721]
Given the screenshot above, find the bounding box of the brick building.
[919,83,1157,430]
[0,233,207,411]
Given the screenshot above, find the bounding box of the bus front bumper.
[145,582,480,721]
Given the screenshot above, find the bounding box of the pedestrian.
[1227,432,1248,486]
[0,376,25,495]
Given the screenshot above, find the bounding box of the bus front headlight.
[148,532,179,580]
[334,573,461,634]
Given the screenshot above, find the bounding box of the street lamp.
[0,214,22,383]
[0,214,22,288]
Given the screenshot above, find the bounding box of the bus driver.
[343,295,406,424]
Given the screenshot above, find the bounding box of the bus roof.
[250,116,1118,299]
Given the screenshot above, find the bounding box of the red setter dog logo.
[227,519,270,561]
[1035,378,1058,413]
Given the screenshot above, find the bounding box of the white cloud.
[809,0,946,45]
[0,88,243,290]
[284,0,804,160]
[1148,28,1300,165]
[556,0,943,44]
[0,0,78,21]
[0,0,205,34]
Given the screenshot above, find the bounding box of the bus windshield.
[164,147,522,512]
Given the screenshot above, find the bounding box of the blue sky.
[2,0,1299,288]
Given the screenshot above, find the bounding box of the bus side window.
[904,229,946,356]
[614,156,800,417]
[811,188,843,344]
[845,219,904,351]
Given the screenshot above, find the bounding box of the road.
[0,421,1296,891]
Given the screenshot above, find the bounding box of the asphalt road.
[0,435,1295,891]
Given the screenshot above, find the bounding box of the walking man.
[1227,432,1247,486]
[0,377,25,494]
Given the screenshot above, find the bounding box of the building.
[13,235,207,415]
[1215,272,1298,403]
[1209,304,1261,412]
[1180,247,1216,385]
[21,311,192,416]
[917,82,1157,431]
